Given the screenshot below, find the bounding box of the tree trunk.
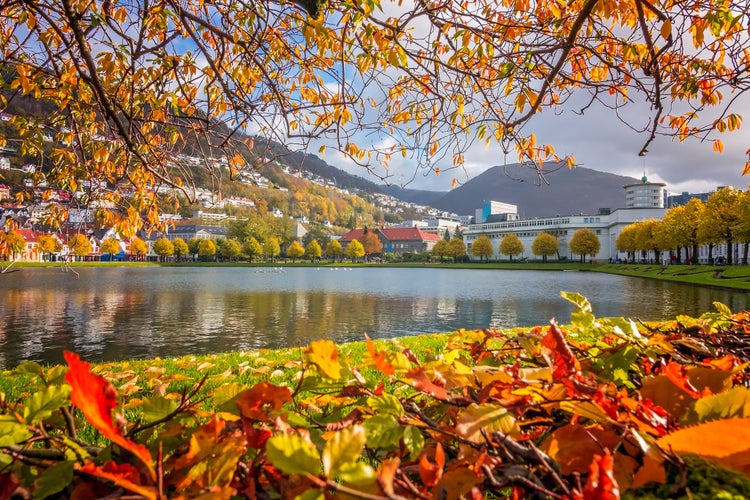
[727,238,733,265]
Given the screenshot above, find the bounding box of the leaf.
[419,443,444,488]
[13,361,43,376]
[77,461,157,500]
[64,352,154,472]
[336,461,376,486]
[455,403,518,443]
[656,418,750,475]
[0,416,33,447]
[235,382,292,420]
[364,414,403,449]
[581,449,620,500]
[323,425,367,476]
[266,434,321,476]
[541,321,580,379]
[140,396,178,423]
[406,366,450,401]
[660,18,672,40]
[32,461,74,500]
[366,394,403,418]
[23,384,72,424]
[403,425,425,460]
[366,334,395,376]
[682,387,750,426]
[435,464,481,500]
[305,339,342,380]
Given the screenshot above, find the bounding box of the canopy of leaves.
[499,233,524,260]
[345,239,365,260]
[1,0,748,234]
[470,234,493,261]
[532,232,560,260]
[569,228,601,261]
[359,232,383,256]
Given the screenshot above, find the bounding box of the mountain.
[378,184,447,206]
[429,163,640,217]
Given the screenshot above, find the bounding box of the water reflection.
[1,267,747,367]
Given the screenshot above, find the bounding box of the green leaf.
[682,387,750,426]
[0,416,33,447]
[23,385,72,424]
[712,301,732,317]
[366,394,403,418]
[296,491,324,500]
[13,361,43,376]
[560,291,592,313]
[337,461,376,486]
[323,425,366,476]
[32,460,74,500]
[402,425,424,460]
[45,365,68,385]
[363,414,403,449]
[140,396,178,423]
[266,434,321,476]
[211,382,247,412]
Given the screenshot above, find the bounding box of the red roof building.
[339,227,442,254]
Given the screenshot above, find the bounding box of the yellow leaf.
[305,339,342,380]
[713,140,724,153]
[660,18,672,40]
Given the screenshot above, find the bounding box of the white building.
[464,207,666,262]
[624,177,666,208]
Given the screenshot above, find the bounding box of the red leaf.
[64,352,154,473]
[235,382,293,420]
[77,461,157,500]
[419,443,445,488]
[366,334,395,376]
[581,449,620,500]
[541,321,580,379]
[0,472,19,499]
[406,366,450,401]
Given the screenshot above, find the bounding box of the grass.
[593,263,750,291]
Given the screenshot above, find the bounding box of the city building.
[475,200,518,224]
[339,227,443,254]
[623,177,666,208]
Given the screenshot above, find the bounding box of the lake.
[1,266,747,368]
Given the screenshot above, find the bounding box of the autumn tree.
[633,219,665,263]
[198,239,217,261]
[1,231,26,261]
[2,1,747,234]
[67,234,92,261]
[243,237,263,262]
[446,237,467,262]
[531,233,559,262]
[37,234,61,262]
[286,240,305,262]
[325,240,343,262]
[569,229,600,263]
[100,237,122,261]
[220,239,241,261]
[470,235,493,262]
[697,187,742,265]
[264,238,281,262]
[616,225,639,263]
[152,238,174,262]
[432,240,450,263]
[658,199,704,264]
[359,231,383,258]
[188,238,201,257]
[499,234,524,262]
[345,240,365,262]
[129,237,149,262]
[304,239,322,261]
[172,238,189,261]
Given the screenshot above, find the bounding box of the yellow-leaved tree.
[1,1,748,233]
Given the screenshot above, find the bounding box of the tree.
[1,231,26,261]
[359,232,383,258]
[264,238,281,262]
[3,2,746,234]
[243,237,263,262]
[172,238,189,261]
[470,235,493,262]
[100,237,122,261]
[616,225,639,263]
[569,229,600,263]
[698,187,742,265]
[657,200,704,264]
[345,240,365,262]
[304,239,322,261]
[220,239,241,261]
[286,240,305,262]
[447,237,467,262]
[531,233,559,262]
[198,239,217,261]
[432,240,450,263]
[499,234,524,262]
[325,240,343,262]
[68,234,92,261]
[38,234,61,262]
[129,237,149,261]
[152,238,174,262]
[633,219,664,264]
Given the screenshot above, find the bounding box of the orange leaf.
[377,457,400,496]
[235,382,292,421]
[662,360,701,398]
[419,443,445,487]
[366,334,395,376]
[657,418,750,475]
[64,352,154,473]
[581,449,620,500]
[406,366,450,401]
[77,461,157,500]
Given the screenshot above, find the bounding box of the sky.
[317,91,750,195]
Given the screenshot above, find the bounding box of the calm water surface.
[1,266,747,367]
